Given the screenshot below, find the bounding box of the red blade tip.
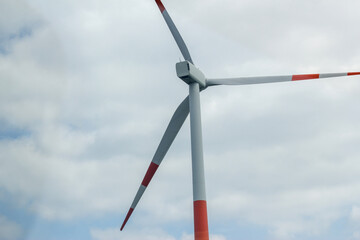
[155,0,165,13]
[348,72,360,76]
[120,208,134,231]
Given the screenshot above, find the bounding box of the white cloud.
[91,228,176,240]
[0,0,41,40]
[181,233,226,240]
[91,228,226,240]
[351,206,360,222]
[0,133,145,220]
[354,233,360,240]
[1,0,360,239]
[0,215,22,240]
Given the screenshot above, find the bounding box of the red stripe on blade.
[292,74,320,81]
[120,208,134,231]
[348,72,360,76]
[141,162,159,187]
[155,0,165,13]
[194,200,209,240]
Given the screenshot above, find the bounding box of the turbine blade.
[120,96,190,231]
[207,72,360,86]
[155,0,194,64]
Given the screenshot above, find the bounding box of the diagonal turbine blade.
[207,72,360,86]
[155,0,194,64]
[120,96,190,231]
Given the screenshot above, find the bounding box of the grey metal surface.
[176,61,190,78]
[162,10,194,64]
[176,61,206,87]
[189,83,207,201]
[206,75,292,86]
[320,73,347,78]
[152,96,189,165]
[130,185,146,209]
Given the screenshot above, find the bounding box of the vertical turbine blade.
[121,96,190,231]
[155,0,194,64]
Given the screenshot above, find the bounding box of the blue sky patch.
[0,26,33,55]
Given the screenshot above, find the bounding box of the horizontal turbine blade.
[155,0,194,64]
[120,96,190,231]
[207,72,360,86]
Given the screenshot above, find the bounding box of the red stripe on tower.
[120,208,134,231]
[292,74,320,81]
[348,72,360,76]
[141,162,159,187]
[194,200,209,240]
[155,0,166,13]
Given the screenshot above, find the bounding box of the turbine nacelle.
[176,61,206,88]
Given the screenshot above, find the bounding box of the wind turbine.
[121,0,360,239]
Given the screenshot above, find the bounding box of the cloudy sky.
[1,0,360,239]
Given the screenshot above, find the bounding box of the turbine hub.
[176,61,206,88]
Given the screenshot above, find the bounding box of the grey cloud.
[0,215,23,240]
[1,0,360,239]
